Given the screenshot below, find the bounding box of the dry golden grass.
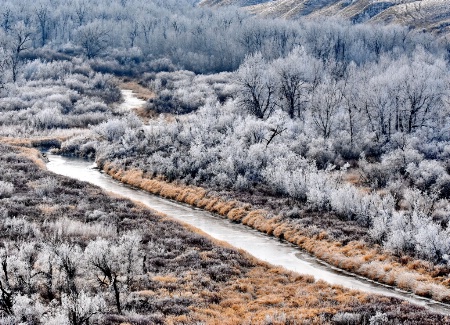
[343,169,361,185]
[38,204,58,215]
[18,147,47,169]
[0,135,83,169]
[103,163,450,303]
[1,134,78,147]
[227,207,248,222]
[152,275,178,283]
[188,265,372,324]
[0,139,48,169]
[0,136,33,147]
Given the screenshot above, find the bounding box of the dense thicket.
[0,0,446,79]
[0,60,121,139]
[92,41,450,265]
[3,145,446,324]
[2,0,450,277]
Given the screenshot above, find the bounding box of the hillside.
[199,0,450,35]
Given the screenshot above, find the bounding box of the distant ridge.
[199,0,450,36]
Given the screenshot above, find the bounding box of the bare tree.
[1,7,13,32]
[128,22,139,47]
[74,0,88,26]
[5,22,33,82]
[85,234,141,315]
[0,252,13,316]
[399,51,445,133]
[86,239,122,314]
[341,62,364,146]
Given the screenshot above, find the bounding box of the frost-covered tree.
[309,77,344,138]
[236,52,276,119]
[272,47,318,119]
[85,233,141,314]
[76,21,110,59]
[61,291,105,325]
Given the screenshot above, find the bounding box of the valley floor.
[0,137,447,323]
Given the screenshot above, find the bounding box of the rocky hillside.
[199,0,450,35]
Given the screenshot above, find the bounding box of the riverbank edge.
[99,160,450,304]
[8,135,450,304]
[7,141,409,324]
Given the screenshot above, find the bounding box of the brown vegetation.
[102,162,450,304]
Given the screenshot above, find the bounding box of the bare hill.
[199,0,450,35]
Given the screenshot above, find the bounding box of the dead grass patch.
[152,275,178,283]
[17,147,47,169]
[38,204,58,215]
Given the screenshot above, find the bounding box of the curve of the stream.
[46,154,450,315]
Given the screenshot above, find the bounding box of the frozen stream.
[117,89,147,112]
[46,154,450,315]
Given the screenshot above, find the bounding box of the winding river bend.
[46,154,450,315]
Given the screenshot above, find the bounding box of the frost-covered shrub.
[330,184,363,220]
[87,74,121,104]
[45,218,116,240]
[2,217,41,240]
[64,74,90,93]
[0,97,27,111]
[22,60,74,81]
[372,208,450,263]
[406,160,450,196]
[383,211,415,255]
[40,311,69,325]
[263,155,312,200]
[332,312,362,325]
[33,107,66,129]
[369,312,388,325]
[358,159,390,188]
[149,58,177,72]
[94,119,127,142]
[382,148,424,175]
[59,134,94,156]
[146,70,232,115]
[307,170,335,210]
[73,99,108,114]
[234,174,251,191]
[34,177,58,197]
[413,215,450,262]
[11,295,45,324]
[207,263,235,282]
[0,181,14,199]
[61,291,106,325]
[369,211,391,244]
[403,188,436,215]
[264,313,288,325]
[307,138,337,170]
[330,185,395,226]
